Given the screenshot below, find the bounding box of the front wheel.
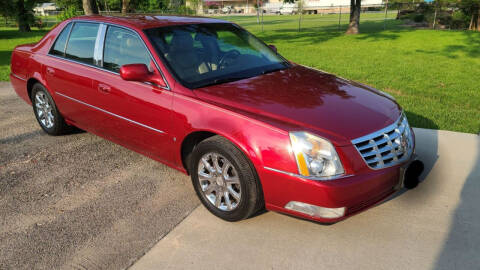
[190,136,264,221]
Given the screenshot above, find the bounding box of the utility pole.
[384,0,389,30]
[261,1,264,32]
[338,6,342,31]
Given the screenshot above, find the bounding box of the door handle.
[98,84,111,93]
[46,67,55,76]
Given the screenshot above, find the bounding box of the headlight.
[289,132,344,179]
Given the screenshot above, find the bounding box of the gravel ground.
[0,82,199,270]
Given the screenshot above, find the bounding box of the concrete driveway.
[131,128,480,270]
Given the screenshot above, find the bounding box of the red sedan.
[10,15,423,223]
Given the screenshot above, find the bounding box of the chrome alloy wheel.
[35,91,55,129]
[197,152,242,211]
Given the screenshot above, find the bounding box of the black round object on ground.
[404,160,425,189]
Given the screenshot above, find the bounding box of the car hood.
[193,65,401,145]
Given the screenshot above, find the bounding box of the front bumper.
[259,156,415,224]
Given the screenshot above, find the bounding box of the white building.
[33,3,59,16]
[205,0,384,14]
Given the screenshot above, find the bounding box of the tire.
[190,136,264,221]
[31,83,70,136]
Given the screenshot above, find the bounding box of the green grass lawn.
[221,14,480,134]
[1,13,479,133]
[0,27,49,81]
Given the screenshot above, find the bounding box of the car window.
[65,22,99,65]
[145,23,288,89]
[50,22,72,57]
[103,26,151,73]
[216,30,264,58]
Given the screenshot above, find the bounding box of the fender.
[30,69,48,92]
[172,92,297,177]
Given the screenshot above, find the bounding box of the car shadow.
[433,138,480,269]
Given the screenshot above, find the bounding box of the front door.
[89,25,174,162]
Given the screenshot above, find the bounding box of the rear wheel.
[190,136,264,221]
[31,83,70,135]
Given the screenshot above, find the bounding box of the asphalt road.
[0,82,199,269]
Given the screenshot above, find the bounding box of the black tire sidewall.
[190,138,259,221]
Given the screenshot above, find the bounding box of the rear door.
[45,21,103,132]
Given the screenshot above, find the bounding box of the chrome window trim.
[48,54,119,75]
[62,22,74,56]
[264,166,354,181]
[56,92,166,134]
[47,19,170,91]
[93,24,107,67]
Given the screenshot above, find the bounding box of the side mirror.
[119,64,166,87]
[268,44,277,53]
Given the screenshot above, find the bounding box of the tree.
[475,5,480,31]
[282,0,303,31]
[346,0,361,34]
[82,0,99,15]
[0,0,15,25]
[6,0,37,32]
[122,0,130,15]
[460,0,480,31]
[56,0,82,10]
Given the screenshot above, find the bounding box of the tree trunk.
[469,12,474,30]
[477,6,480,31]
[346,0,361,34]
[470,6,479,31]
[82,0,99,15]
[122,0,129,15]
[17,0,31,32]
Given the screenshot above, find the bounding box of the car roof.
[71,15,229,30]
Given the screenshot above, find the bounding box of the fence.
[1,14,60,29]
[205,4,398,32]
[2,1,475,32]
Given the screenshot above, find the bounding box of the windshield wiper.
[260,62,290,75]
[195,75,253,88]
[260,67,285,75]
[194,63,290,89]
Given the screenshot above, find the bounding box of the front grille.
[352,114,413,170]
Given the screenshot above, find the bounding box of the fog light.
[285,201,345,219]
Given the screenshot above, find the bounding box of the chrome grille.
[352,114,413,170]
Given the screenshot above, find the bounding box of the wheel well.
[181,131,217,174]
[26,78,40,102]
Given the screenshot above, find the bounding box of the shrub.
[413,14,425,22]
[450,10,469,29]
[57,6,78,22]
[33,17,44,29]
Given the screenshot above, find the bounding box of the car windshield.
[144,23,289,89]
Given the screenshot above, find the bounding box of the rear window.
[65,22,99,65]
[50,23,72,57]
